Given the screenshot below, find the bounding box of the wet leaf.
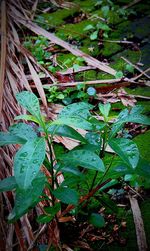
[47,124,87,143]
[89,213,105,228]
[0,176,17,192]
[59,149,105,172]
[0,132,26,146]
[109,138,139,169]
[8,172,46,222]
[53,187,79,205]
[14,137,46,189]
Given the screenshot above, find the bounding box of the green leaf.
[109,138,139,169]
[115,71,124,79]
[8,172,46,222]
[56,93,65,99]
[109,106,150,138]
[53,187,79,205]
[0,176,17,192]
[9,123,38,141]
[59,149,105,172]
[14,137,46,189]
[14,114,40,124]
[101,5,110,18]
[59,102,93,119]
[85,132,101,147]
[99,103,111,119]
[84,24,95,31]
[125,64,134,73]
[36,215,54,223]
[0,132,26,146]
[90,30,98,40]
[52,117,93,130]
[16,91,42,120]
[96,22,110,31]
[47,124,87,143]
[89,213,105,228]
[73,64,80,72]
[88,117,106,130]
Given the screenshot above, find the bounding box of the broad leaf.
[8,172,46,222]
[59,149,105,172]
[9,123,38,141]
[0,176,17,192]
[90,30,98,40]
[52,117,93,130]
[16,91,42,120]
[85,132,101,146]
[89,213,105,228]
[0,132,26,146]
[99,103,111,120]
[53,187,79,205]
[58,102,93,119]
[14,115,40,124]
[109,138,139,169]
[84,24,94,31]
[14,137,46,189]
[109,106,150,138]
[47,124,87,143]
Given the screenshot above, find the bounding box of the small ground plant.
[0,91,150,249]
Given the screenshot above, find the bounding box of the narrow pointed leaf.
[53,187,79,205]
[109,138,139,169]
[52,117,93,130]
[109,106,150,138]
[9,123,38,141]
[14,137,46,189]
[0,176,17,192]
[14,114,40,124]
[16,91,41,119]
[0,132,26,146]
[59,149,105,172]
[47,124,87,143]
[8,172,46,222]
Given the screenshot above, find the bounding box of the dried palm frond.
[0,0,118,249]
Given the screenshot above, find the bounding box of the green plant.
[45,84,96,104]
[0,91,150,248]
[24,36,52,65]
[84,21,111,40]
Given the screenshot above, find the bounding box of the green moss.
[134,130,150,163]
[109,20,131,40]
[125,86,150,97]
[111,50,141,71]
[75,70,97,81]
[37,8,77,28]
[56,19,96,40]
[101,42,122,57]
[75,0,96,12]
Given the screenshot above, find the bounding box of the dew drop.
[33,159,38,164]
[92,157,96,161]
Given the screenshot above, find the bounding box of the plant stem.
[89,125,108,191]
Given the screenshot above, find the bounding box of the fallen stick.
[129,196,148,251]
[121,57,150,79]
[9,5,117,76]
[42,78,135,88]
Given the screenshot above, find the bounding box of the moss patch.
[134,130,150,163]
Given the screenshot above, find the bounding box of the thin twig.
[42,78,135,88]
[121,57,150,79]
